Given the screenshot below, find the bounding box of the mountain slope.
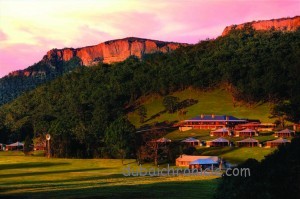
[0,57,82,105]
[1,16,300,107]
[222,16,300,36]
[0,29,299,158]
[0,38,184,106]
[44,37,185,66]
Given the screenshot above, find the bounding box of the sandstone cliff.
[222,16,300,36]
[43,37,185,66]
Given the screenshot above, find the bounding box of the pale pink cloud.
[70,25,113,47]
[0,43,43,77]
[85,11,163,40]
[0,30,7,41]
[1,0,300,77]
[152,1,300,43]
[107,12,163,38]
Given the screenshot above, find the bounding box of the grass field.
[164,129,276,164]
[128,88,273,127]
[165,129,278,144]
[0,152,219,199]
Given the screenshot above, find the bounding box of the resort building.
[210,128,232,137]
[189,158,219,170]
[206,137,230,147]
[293,123,300,131]
[6,142,24,151]
[34,143,46,151]
[266,138,291,148]
[179,114,246,131]
[235,128,258,137]
[154,137,172,143]
[236,138,259,147]
[234,122,275,132]
[176,155,219,167]
[181,137,200,146]
[274,129,295,137]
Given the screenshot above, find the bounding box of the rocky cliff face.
[222,16,300,36]
[43,37,185,66]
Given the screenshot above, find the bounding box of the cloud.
[106,12,163,38]
[150,1,300,43]
[0,0,299,76]
[0,43,44,77]
[0,30,7,41]
[83,11,163,39]
[70,25,113,47]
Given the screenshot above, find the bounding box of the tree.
[136,127,168,166]
[270,100,293,128]
[104,117,136,164]
[137,105,147,123]
[23,135,33,155]
[163,96,179,113]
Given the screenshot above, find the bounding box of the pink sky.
[0,0,299,77]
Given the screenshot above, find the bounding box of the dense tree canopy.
[0,57,82,106]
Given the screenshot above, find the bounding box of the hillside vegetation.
[128,88,272,127]
[0,29,299,158]
[0,57,82,106]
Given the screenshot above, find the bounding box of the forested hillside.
[0,57,82,105]
[0,29,299,158]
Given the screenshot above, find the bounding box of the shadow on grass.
[0,174,124,190]
[144,110,167,123]
[0,177,220,199]
[0,162,70,171]
[197,147,239,157]
[0,167,109,179]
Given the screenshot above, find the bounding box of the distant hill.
[0,38,185,106]
[1,16,300,107]
[222,16,300,36]
[0,28,299,158]
[43,37,186,66]
[0,57,82,105]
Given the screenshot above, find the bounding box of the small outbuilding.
[154,137,172,143]
[274,129,295,138]
[176,155,219,167]
[266,138,291,148]
[6,142,24,151]
[34,142,46,151]
[293,123,300,131]
[210,128,231,137]
[181,137,200,146]
[235,128,257,137]
[236,137,259,147]
[189,158,219,170]
[206,137,229,147]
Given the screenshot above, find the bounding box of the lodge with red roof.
[179,114,247,131]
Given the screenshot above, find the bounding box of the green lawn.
[196,147,275,164]
[164,129,276,164]
[165,129,277,144]
[128,88,273,127]
[0,152,219,199]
